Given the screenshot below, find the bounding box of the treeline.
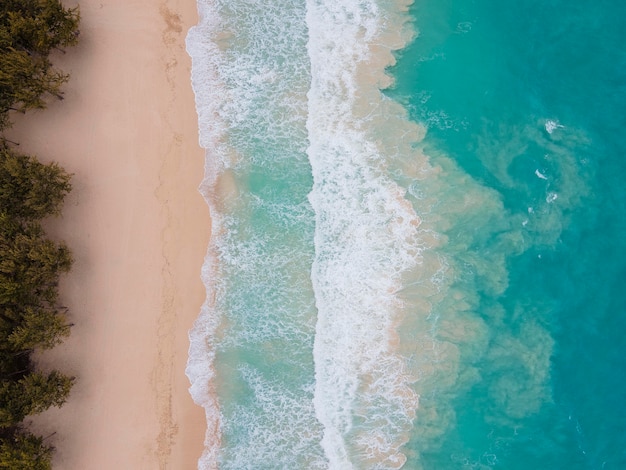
[0,1,79,468]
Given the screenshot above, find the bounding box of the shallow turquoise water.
[187,0,626,468]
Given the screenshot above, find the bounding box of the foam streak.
[306,1,420,467]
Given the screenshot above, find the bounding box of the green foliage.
[0,0,80,56]
[0,431,52,470]
[0,371,73,428]
[0,145,72,220]
[0,215,72,306]
[6,305,70,351]
[0,0,80,127]
[0,1,79,465]
[0,50,68,115]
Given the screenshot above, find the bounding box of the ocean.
[185,0,626,468]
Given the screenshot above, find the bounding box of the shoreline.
[6,0,209,468]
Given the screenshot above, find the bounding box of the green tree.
[0,216,72,307]
[3,305,70,352]
[0,0,79,56]
[0,431,52,470]
[0,0,80,123]
[0,146,72,220]
[0,49,67,116]
[0,371,73,428]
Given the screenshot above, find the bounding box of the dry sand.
[6,0,210,468]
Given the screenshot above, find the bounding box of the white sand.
[6,0,210,468]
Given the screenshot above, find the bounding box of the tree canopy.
[0,432,53,470]
[0,0,80,56]
[0,1,79,466]
[0,145,72,221]
[0,371,73,429]
[0,0,79,126]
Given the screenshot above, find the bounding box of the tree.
[0,371,73,428]
[0,0,79,56]
[0,0,80,124]
[0,215,72,307]
[0,431,52,470]
[0,146,72,220]
[0,49,68,116]
[5,306,70,352]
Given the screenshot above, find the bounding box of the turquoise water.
[186,0,626,468]
[389,1,626,468]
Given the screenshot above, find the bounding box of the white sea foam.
[545,119,564,134]
[305,0,428,467]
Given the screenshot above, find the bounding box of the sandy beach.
[6,0,209,468]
